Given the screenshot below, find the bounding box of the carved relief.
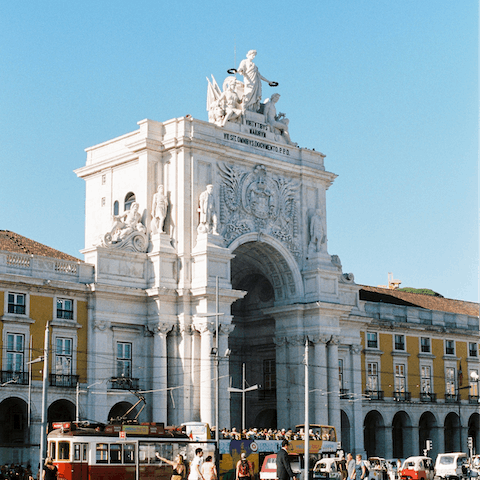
[219,163,300,258]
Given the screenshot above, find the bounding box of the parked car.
[386,459,404,480]
[434,453,468,480]
[368,457,388,480]
[313,457,343,480]
[401,456,434,480]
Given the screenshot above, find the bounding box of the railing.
[7,254,30,268]
[7,304,26,315]
[0,371,29,385]
[57,309,74,320]
[49,374,79,388]
[468,394,479,404]
[365,390,384,400]
[393,391,411,402]
[340,389,350,399]
[445,393,458,403]
[420,392,437,403]
[110,377,139,390]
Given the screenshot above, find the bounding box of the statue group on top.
[207,50,297,146]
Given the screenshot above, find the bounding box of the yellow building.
[0,230,93,466]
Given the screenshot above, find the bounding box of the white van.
[434,453,468,480]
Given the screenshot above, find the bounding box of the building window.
[469,343,478,358]
[420,337,431,353]
[421,366,432,393]
[394,364,406,392]
[117,342,132,378]
[113,201,119,216]
[367,332,378,349]
[7,293,26,315]
[101,197,106,207]
[57,299,74,320]
[445,340,455,355]
[470,370,479,396]
[6,334,24,372]
[55,338,72,375]
[124,192,136,211]
[367,362,378,391]
[102,174,106,185]
[394,334,405,351]
[445,367,456,394]
[339,359,344,390]
[263,359,276,391]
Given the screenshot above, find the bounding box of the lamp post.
[39,321,50,475]
[456,370,479,451]
[228,363,258,430]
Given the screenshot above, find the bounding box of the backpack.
[239,461,250,476]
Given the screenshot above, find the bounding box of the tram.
[48,421,215,480]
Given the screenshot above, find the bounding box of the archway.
[392,411,412,458]
[444,412,460,452]
[419,412,437,457]
[254,409,277,429]
[48,399,75,430]
[108,402,138,423]
[341,410,351,454]
[0,397,28,444]
[364,410,385,457]
[229,236,302,429]
[468,413,479,453]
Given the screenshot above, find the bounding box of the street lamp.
[228,363,258,431]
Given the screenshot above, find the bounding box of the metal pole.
[28,337,32,430]
[39,321,50,471]
[76,382,80,422]
[242,363,246,431]
[215,276,219,450]
[304,339,309,480]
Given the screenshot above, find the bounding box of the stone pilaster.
[327,335,340,432]
[274,336,289,428]
[218,324,235,429]
[312,334,330,425]
[350,343,364,454]
[195,321,215,425]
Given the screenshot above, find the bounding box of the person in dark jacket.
[276,440,297,480]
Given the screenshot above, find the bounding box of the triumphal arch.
[75,50,365,448]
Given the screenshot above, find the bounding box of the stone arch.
[468,412,479,453]
[47,399,75,430]
[341,410,351,454]
[254,409,277,429]
[0,397,28,444]
[108,402,138,423]
[444,412,460,452]
[229,233,304,303]
[419,411,438,458]
[392,411,412,459]
[364,410,385,457]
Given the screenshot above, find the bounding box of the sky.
[1,1,478,303]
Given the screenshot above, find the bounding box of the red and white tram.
[48,422,216,480]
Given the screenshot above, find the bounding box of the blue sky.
[1,1,478,302]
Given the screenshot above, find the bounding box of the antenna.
[234,38,237,70]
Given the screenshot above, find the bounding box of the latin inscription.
[223,133,290,156]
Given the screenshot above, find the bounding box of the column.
[274,336,288,428]
[350,344,364,454]
[312,335,329,425]
[327,336,340,430]
[151,323,171,424]
[218,324,235,429]
[290,335,306,426]
[198,321,215,425]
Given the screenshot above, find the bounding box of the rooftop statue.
[263,94,297,146]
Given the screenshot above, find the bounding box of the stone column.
[151,323,172,424]
[312,335,329,425]
[350,344,364,454]
[290,335,306,426]
[198,321,215,425]
[218,324,235,429]
[384,421,393,459]
[274,336,289,428]
[327,336,341,431]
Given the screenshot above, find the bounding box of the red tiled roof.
[360,285,479,317]
[0,230,80,262]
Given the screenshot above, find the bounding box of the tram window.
[96,443,108,463]
[83,444,87,462]
[74,444,81,461]
[124,444,135,464]
[49,442,56,460]
[58,442,70,460]
[110,444,122,464]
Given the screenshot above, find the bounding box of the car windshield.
[439,457,454,465]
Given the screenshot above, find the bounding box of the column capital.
[154,323,173,335]
[219,324,235,335]
[328,335,341,346]
[350,343,363,355]
[311,334,330,345]
[274,336,288,347]
[289,335,305,346]
[194,321,216,335]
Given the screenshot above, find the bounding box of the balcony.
[444,393,458,403]
[49,374,79,388]
[0,371,29,385]
[420,392,437,403]
[468,395,479,404]
[340,389,350,399]
[110,377,139,390]
[365,390,384,400]
[393,391,411,402]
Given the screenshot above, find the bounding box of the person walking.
[236,453,252,480]
[277,440,297,480]
[354,455,367,480]
[189,449,204,480]
[201,456,217,480]
[347,454,355,480]
[156,453,186,480]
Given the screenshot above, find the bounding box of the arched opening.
[230,238,301,429]
[0,397,28,444]
[341,410,351,454]
[113,200,119,216]
[419,412,437,457]
[364,410,385,457]
[444,412,460,452]
[392,411,412,458]
[124,192,136,211]
[108,402,138,423]
[468,413,479,453]
[48,399,75,430]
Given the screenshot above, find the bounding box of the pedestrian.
[354,455,367,480]
[188,449,204,480]
[236,453,252,480]
[276,440,297,480]
[347,454,355,480]
[42,459,57,480]
[156,453,186,480]
[201,456,217,480]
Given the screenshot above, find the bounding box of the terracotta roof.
[360,285,479,317]
[0,230,80,262]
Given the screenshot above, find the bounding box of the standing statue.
[236,50,276,113]
[308,210,326,254]
[151,185,168,234]
[263,94,297,146]
[108,202,146,242]
[198,185,219,235]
